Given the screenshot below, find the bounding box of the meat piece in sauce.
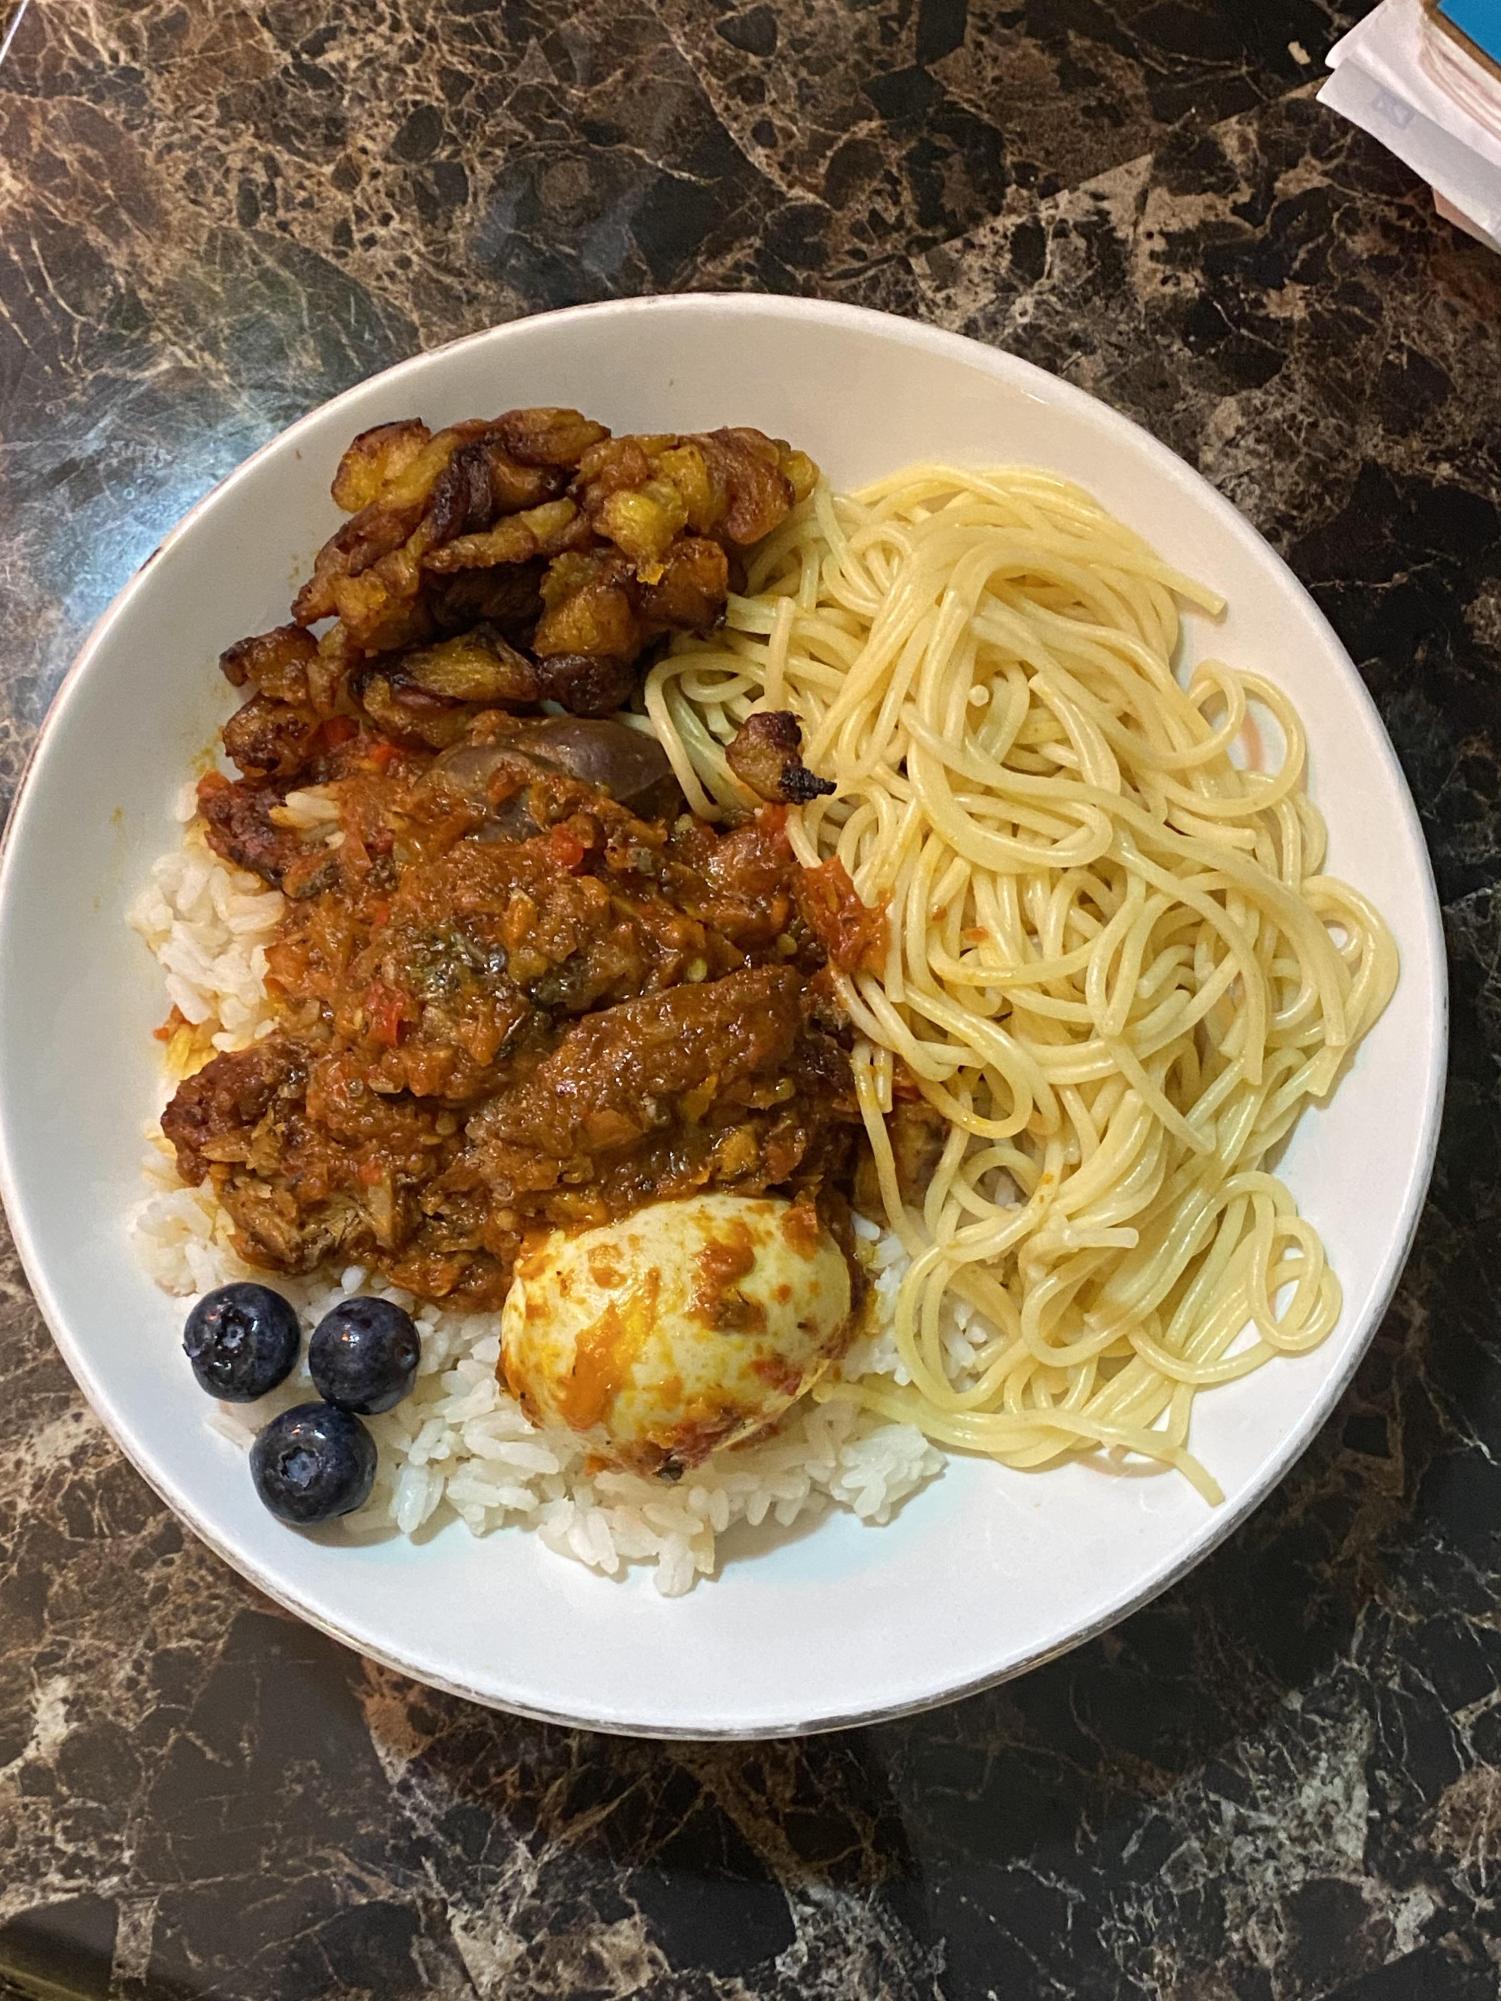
[471,965,807,1160]
[196,775,286,882]
[162,1038,308,1182]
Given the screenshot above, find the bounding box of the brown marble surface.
[3,3,1501,1996]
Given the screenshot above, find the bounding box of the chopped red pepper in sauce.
[794,857,889,975]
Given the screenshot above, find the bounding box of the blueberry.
[250,1402,376,1525]
[308,1297,420,1414]
[183,1283,300,1402]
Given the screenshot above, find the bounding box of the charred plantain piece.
[427,558,545,640]
[331,420,433,512]
[353,657,514,748]
[421,497,587,575]
[397,627,541,705]
[222,692,325,781]
[219,624,319,702]
[532,549,642,665]
[533,653,639,717]
[491,407,611,468]
[637,536,728,631]
[726,711,835,805]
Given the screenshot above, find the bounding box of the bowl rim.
[0,292,1449,1737]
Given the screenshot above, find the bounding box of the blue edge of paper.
[1438,0,1501,66]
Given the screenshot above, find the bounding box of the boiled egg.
[499,1192,855,1474]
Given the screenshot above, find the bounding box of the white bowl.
[0,296,1445,1737]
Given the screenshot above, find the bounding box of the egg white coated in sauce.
[499,1192,856,1474]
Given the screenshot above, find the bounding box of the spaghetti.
[644,464,1397,1501]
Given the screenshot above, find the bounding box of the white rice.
[127,823,947,1594]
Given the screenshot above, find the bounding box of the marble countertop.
[2,2,1499,1995]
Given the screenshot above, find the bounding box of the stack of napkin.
[1322,0,1501,252]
